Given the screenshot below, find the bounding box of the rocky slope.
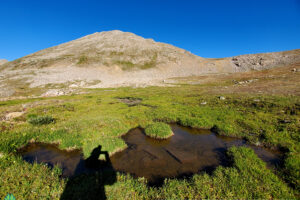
[0,30,299,98]
[0,59,8,65]
[231,49,300,71]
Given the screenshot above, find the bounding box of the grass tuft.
[27,115,55,125]
[144,122,173,139]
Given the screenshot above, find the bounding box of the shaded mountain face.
[0,30,299,98]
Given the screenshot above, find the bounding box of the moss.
[144,122,173,139]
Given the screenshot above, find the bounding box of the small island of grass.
[144,122,174,139]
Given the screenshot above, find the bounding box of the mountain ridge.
[0,30,299,98]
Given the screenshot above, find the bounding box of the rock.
[5,112,24,120]
[292,68,297,72]
[219,96,226,100]
[69,84,78,88]
[231,51,300,71]
[253,99,260,102]
[201,101,207,105]
[42,89,65,97]
[255,141,261,146]
[80,81,86,87]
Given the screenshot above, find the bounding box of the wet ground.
[18,124,281,184]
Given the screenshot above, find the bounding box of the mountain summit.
[4,30,201,71]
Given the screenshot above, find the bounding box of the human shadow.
[60,145,117,200]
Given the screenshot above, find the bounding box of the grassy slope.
[0,84,299,199]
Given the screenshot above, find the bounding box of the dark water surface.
[18,124,281,184]
[18,143,87,177]
[110,124,281,184]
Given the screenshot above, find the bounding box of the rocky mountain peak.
[6,30,198,70]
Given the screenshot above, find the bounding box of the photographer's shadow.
[60,145,117,200]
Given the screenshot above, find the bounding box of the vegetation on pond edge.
[0,85,299,199]
[144,122,173,139]
[0,147,295,199]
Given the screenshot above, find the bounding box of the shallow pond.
[18,124,281,184]
[110,124,281,184]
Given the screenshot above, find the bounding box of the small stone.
[69,84,78,88]
[219,96,226,100]
[201,101,207,105]
[253,99,260,102]
[292,68,296,72]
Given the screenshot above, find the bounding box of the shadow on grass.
[60,145,117,200]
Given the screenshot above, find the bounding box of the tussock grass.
[77,55,88,65]
[27,115,55,125]
[145,122,173,139]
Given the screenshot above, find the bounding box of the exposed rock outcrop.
[231,49,300,71]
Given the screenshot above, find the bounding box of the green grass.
[144,122,173,139]
[0,84,299,199]
[114,60,135,70]
[77,55,88,65]
[27,115,55,125]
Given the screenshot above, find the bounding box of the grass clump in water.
[27,115,55,125]
[144,122,173,139]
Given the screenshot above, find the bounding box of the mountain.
[0,30,299,97]
[0,59,8,65]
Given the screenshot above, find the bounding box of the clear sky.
[0,0,300,61]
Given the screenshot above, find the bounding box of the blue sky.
[0,0,300,61]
